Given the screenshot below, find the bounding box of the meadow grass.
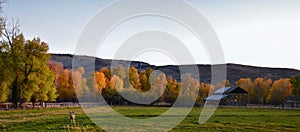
[0,106,300,131]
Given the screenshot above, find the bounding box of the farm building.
[205,86,248,106]
[284,96,300,108]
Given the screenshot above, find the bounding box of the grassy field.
[1,106,300,131]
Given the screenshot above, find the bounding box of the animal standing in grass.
[69,111,76,125]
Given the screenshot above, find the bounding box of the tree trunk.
[32,101,35,108]
[12,76,19,109]
[20,99,25,109]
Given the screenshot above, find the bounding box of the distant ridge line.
[50,53,300,83]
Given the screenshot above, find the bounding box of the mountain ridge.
[50,54,300,84]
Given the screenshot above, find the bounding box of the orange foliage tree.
[57,69,76,102]
[268,79,292,105]
[95,71,107,93]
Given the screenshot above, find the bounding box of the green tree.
[290,76,300,95]
[30,65,57,108]
[0,44,11,102]
[0,17,57,108]
[1,31,57,108]
[0,4,57,107]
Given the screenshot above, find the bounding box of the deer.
[69,111,76,125]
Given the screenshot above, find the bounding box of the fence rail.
[0,102,80,110]
[1,102,300,110]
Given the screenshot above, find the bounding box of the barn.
[205,86,248,106]
[284,96,300,108]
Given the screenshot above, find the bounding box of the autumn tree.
[112,66,125,80]
[178,74,199,106]
[214,79,231,90]
[100,67,111,81]
[102,86,122,105]
[149,72,167,103]
[164,76,180,105]
[236,78,252,91]
[236,77,272,104]
[110,75,124,91]
[139,70,148,92]
[198,82,214,104]
[57,69,77,102]
[200,83,213,98]
[145,68,153,90]
[95,71,107,93]
[72,67,88,99]
[86,72,99,101]
[268,79,292,105]
[236,78,253,103]
[129,67,140,90]
[251,78,272,104]
[48,61,63,87]
[102,72,123,105]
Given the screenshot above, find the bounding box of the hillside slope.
[50,54,300,84]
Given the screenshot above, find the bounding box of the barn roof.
[214,87,232,94]
[286,96,300,102]
[205,86,247,101]
[214,86,247,94]
[206,94,228,101]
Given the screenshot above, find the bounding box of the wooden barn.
[205,86,248,106]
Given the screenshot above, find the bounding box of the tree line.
[39,62,299,106]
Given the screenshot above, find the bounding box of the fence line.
[0,102,81,110]
[1,102,300,110]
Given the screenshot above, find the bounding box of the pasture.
[1,106,300,131]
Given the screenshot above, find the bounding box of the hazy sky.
[3,0,300,69]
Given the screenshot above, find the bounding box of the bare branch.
[1,16,21,48]
[0,0,6,12]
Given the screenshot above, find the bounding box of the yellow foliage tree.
[110,75,124,91]
[129,67,140,90]
[268,78,292,105]
[95,71,107,93]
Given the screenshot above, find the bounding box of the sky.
[3,0,300,69]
